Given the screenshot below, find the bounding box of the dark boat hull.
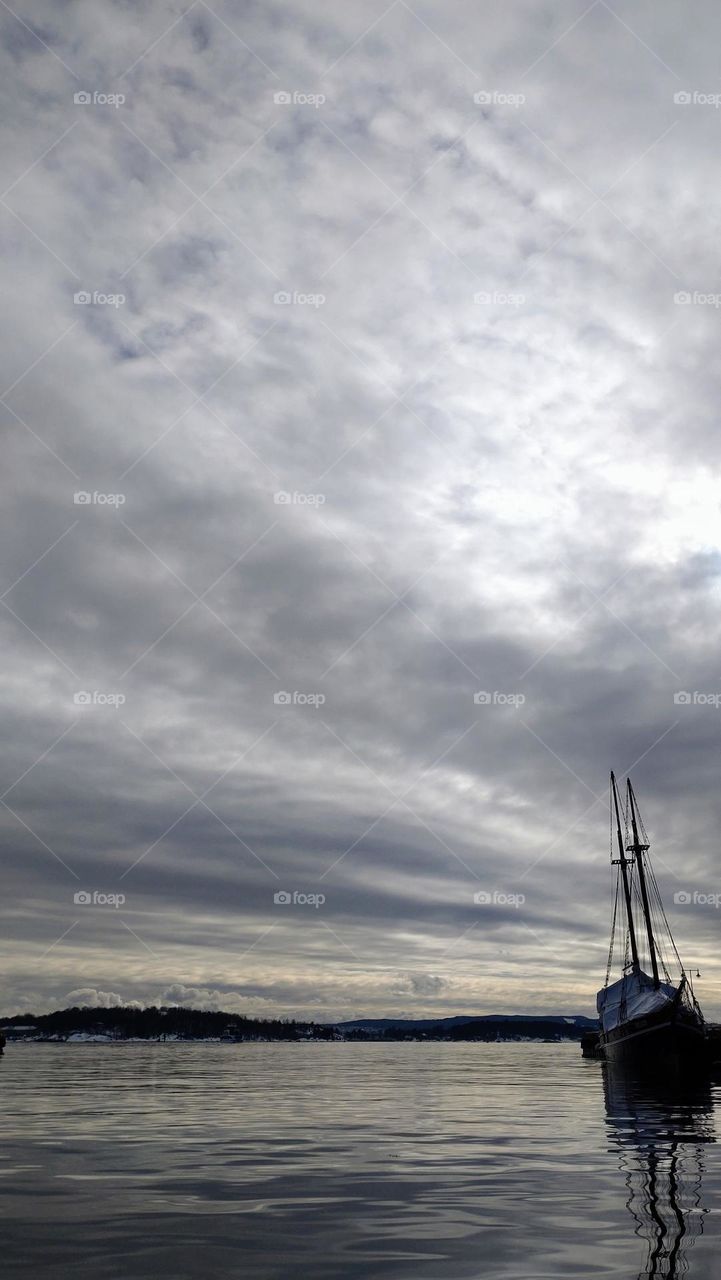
[601,1004,709,1073]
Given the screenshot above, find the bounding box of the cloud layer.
[2,0,721,1020]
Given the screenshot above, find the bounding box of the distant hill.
[337,1014,598,1032]
[447,1018,591,1042]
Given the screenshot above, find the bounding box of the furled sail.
[597,968,677,1033]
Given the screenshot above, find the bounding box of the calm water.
[1,1042,720,1278]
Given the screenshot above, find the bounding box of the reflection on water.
[603,1067,716,1278]
[1,1043,720,1279]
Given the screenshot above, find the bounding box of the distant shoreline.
[1,1006,597,1046]
[4,1035,584,1046]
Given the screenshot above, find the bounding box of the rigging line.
[646,881,672,980]
[630,878,648,965]
[606,865,621,987]
[647,861,684,972]
[651,907,671,982]
[652,910,672,982]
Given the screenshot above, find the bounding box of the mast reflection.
[603,1066,715,1277]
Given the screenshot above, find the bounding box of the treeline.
[2,1005,337,1041]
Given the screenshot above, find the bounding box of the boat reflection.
[603,1065,716,1277]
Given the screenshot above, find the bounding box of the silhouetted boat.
[595,774,708,1072]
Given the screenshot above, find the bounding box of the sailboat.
[596,773,708,1070]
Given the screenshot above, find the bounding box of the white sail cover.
[596,969,678,1033]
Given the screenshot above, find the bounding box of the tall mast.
[627,778,660,989]
[611,771,639,971]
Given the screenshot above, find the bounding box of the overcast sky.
[2,0,721,1022]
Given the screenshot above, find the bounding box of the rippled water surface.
[2,1042,721,1278]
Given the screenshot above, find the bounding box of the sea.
[1,1040,720,1278]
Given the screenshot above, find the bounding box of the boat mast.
[627,779,660,989]
[611,771,639,972]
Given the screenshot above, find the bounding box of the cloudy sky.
[2,0,721,1022]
